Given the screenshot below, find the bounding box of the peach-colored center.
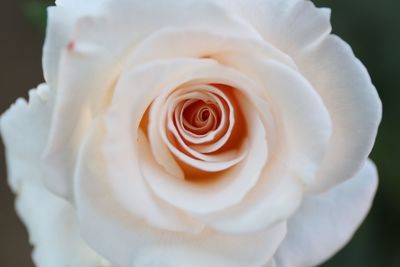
[144,83,248,183]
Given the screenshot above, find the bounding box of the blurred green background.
[0,0,398,266]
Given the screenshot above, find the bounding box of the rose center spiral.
[181,100,221,135]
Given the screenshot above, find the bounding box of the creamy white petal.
[126,28,292,68]
[0,86,110,267]
[198,164,303,234]
[74,121,287,266]
[16,180,112,267]
[217,0,331,51]
[275,160,378,267]
[296,36,382,192]
[223,56,332,187]
[1,85,52,191]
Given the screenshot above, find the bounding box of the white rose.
[1,0,382,266]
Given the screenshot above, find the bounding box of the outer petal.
[15,178,112,267]
[274,160,378,267]
[219,0,382,191]
[222,56,331,186]
[297,36,382,192]
[0,86,110,267]
[43,0,104,87]
[217,0,332,51]
[1,85,52,191]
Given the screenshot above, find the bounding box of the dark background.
[0,0,399,266]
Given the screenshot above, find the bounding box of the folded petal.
[0,85,110,267]
[274,160,378,267]
[224,57,331,185]
[297,36,382,192]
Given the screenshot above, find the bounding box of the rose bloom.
[1,0,382,266]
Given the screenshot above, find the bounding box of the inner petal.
[159,84,250,180]
[181,100,219,135]
[174,89,228,145]
[200,108,210,121]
